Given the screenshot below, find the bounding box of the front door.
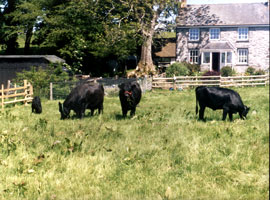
[212,52,220,72]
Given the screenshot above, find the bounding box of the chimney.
[181,0,186,8]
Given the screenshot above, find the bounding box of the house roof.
[155,42,176,58]
[0,55,65,63]
[201,42,233,51]
[177,3,270,27]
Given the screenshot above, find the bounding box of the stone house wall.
[176,26,269,73]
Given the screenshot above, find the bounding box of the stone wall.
[176,26,270,73]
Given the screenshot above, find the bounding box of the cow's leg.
[222,107,229,121]
[122,107,128,117]
[130,107,136,117]
[91,109,94,116]
[199,106,205,120]
[229,112,233,121]
[98,104,103,114]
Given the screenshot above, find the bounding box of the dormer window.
[210,28,220,40]
[238,28,248,40]
[189,28,200,41]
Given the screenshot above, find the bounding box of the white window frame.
[209,28,220,40]
[237,49,248,64]
[189,28,200,41]
[189,50,199,64]
[238,28,249,41]
[202,52,210,64]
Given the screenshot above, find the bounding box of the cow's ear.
[118,83,124,90]
[58,102,63,113]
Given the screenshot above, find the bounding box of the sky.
[187,0,267,4]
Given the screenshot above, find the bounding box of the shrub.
[165,62,189,77]
[182,62,200,75]
[15,64,74,97]
[254,69,265,75]
[202,70,220,76]
[245,67,256,75]
[220,66,235,77]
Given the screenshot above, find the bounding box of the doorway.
[212,52,220,72]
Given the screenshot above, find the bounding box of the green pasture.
[0,86,269,199]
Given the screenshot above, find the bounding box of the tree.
[8,0,44,54]
[126,0,180,76]
[0,0,20,54]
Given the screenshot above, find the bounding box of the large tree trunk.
[24,25,33,54]
[137,33,155,74]
[129,11,158,77]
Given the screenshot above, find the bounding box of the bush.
[254,69,265,75]
[245,67,256,75]
[220,66,235,77]
[202,70,220,76]
[15,64,74,97]
[165,62,189,77]
[182,62,200,75]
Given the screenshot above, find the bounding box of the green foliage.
[182,62,200,75]
[0,86,268,199]
[245,67,265,76]
[221,66,236,77]
[254,69,266,75]
[202,70,221,76]
[15,64,72,97]
[166,62,189,77]
[245,67,256,75]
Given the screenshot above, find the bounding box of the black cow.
[59,82,104,119]
[195,86,250,121]
[32,96,42,114]
[119,81,142,117]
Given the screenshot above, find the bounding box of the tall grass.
[0,86,268,199]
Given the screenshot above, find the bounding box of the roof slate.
[155,42,176,57]
[201,42,233,51]
[177,3,270,27]
[0,55,65,63]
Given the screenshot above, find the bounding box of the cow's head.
[241,105,250,119]
[58,102,70,119]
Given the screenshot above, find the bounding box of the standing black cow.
[119,81,142,117]
[195,86,250,121]
[59,82,104,119]
[32,96,42,114]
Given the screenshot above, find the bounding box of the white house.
[176,2,270,73]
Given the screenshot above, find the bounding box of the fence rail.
[1,80,33,109]
[152,74,269,89]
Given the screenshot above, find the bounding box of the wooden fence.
[152,74,269,89]
[1,80,33,109]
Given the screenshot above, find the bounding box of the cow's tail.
[195,87,199,115]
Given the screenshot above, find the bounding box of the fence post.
[50,82,53,100]
[173,75,176,90]
[1,84,4,109]
[24,80,27,105]
[219,75,221,87]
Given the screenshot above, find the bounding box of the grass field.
[0,86,269,199]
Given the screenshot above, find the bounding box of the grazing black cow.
[119,81,142,117]
[59,82,104,119]
[32,96,42,114]
[195,86,250,121]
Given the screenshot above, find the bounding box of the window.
[203,52,210,63]
[238,28,248,40]
[227,52,232,63]
[221,53,226,63]
[238,49,248,64]
[189,28,199,41]
[189,50,199,64]
[210,28,220,40]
